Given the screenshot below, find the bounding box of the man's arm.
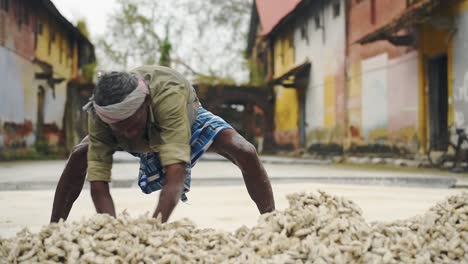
[153,163,186,222]
[86,114,117,216]
[50,137,89,223]
[90,181,116,217]
[151,83,192,222]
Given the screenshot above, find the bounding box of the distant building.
[247,0,346,152]
[291,0,347,150]
[353,0,468,154]
[0,0,95,154]
[248,0,468,156]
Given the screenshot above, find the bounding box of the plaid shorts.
[131,107,232,201]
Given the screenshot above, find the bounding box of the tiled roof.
[255,0,302,35]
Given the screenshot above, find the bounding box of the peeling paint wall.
[0,3,36,61]
[0,0,37,149]
[346,50,420,153]
[347,63,363,144]
[42,82,67,130]
[453,1,468,131]
[361,53,388,142]
[293,0,346,146]
[0,0,93,153]
[273,31,300,149]
[248,0,465,155]
[35,5,76,80]
[387,51,419,150]
[347,0,422,154]
[0,46,35,148]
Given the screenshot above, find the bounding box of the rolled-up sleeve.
[87,114,116,182]
[153,83,191,167]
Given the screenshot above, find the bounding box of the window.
[37,22,43,35]
[24,5,29,26]
[49,26,55,55]
[1,0,10,12]
[59,37,63,64]
[314,15,321,29]
[51,31,56,43]
[262,51,268,78]
[280,42,285,66]
[333,2,340,18]
[68,38,73,58]
[300,23,309,45]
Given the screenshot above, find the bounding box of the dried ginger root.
[0,191,467,263]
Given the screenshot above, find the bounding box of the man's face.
[109,99,149,139]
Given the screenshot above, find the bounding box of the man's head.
[93,71,150,139]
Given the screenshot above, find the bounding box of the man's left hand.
[153,163,186,222]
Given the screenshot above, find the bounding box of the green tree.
[182,0,251,83]
[159,24,172,67]
[98,0,251,83]
[76,19,97,82]
[98,0,170,70]
[76,20,90,38]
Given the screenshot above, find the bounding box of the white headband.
[83,79,149,124]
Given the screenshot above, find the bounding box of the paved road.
[0,157,465,238]
[0,183,463,238]
[0,153,459,189]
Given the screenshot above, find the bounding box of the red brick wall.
[348,0,413,64]
[0,0,35,61]
[349,0,407,43]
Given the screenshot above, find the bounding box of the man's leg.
[50,136,89,223]
[209,129,275,213]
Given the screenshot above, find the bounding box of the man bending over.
[50,65,275,223]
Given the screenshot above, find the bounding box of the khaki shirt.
[87,65,200,182]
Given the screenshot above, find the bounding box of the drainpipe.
[343,0,350,158]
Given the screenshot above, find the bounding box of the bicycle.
[427,127,468,171]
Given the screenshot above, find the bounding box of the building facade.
[292,0,347,150]
[0,0,95,154]
[248,0,347,152]
[355,0,468,154]
[247,0,303,150]
[248,0,468,156]
[348,0,420,153]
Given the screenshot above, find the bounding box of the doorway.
[427,54,449,151]
[36,86,46,142]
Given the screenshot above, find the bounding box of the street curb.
[0,176,457,191]
[455,180,468,189]
[259,157,332,165]
[197,155,332,165]
[112,151,332,165]
[191,176,457,189]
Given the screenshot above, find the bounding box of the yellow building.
[272,31,301,149]
[0,0,95,155]
[352,0,468,155]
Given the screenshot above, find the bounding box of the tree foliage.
[97,0,252,83]
[76,19,97,82]
[76,20,90,38]
[97,0,166,70]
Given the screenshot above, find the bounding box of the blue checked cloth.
[132,107,232,202]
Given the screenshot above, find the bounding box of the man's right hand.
[90,181,116,217]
